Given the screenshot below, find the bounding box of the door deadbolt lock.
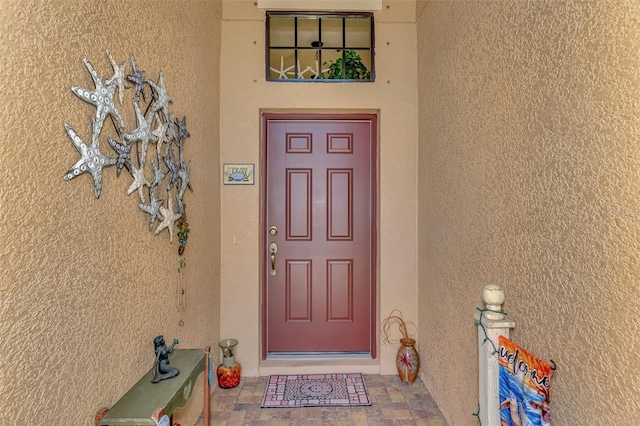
[269,226,278,236]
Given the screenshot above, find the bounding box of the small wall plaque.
[223,163,255,185]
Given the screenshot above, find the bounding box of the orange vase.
[396,338,420,384]
[217,339,241,389]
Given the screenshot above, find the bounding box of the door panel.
[287,169,311,239]
[263,114,377,355]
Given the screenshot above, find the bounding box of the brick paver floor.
[194,375,447,426]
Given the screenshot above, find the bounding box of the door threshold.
[267,352,371,359]
[259,355,380,376]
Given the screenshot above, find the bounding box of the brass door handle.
[269,242,278,276]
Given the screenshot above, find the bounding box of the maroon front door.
[262,114,377,357]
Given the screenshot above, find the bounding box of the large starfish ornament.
[107,136,133,177]
[123,99,157,166]
[127,165,150,201]
[270,56,295,79]
[147,71,172,119]
[66,52,195,247]
[163,146,180,191]
[62,119,117,199]
[139,189,163,231]
[105,50,127,106]
[126,54,146,102]
[151,114,169,159]
[71,58,124,130]
[155,195,182,243]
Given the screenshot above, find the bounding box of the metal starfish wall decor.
[64,51,194,253]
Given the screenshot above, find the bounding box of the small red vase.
[216,359,241,389]
[217,339,241,389]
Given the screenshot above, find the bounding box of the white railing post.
[475,284,515,426]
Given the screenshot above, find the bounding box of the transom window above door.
[266,12,375,82]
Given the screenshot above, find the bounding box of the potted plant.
[324,49,371,80]
[382,309,420,384]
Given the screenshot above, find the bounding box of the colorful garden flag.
[499,336,552,426]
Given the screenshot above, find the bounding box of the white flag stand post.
[475,284,515,425]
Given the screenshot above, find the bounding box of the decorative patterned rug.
[261,373,371,408]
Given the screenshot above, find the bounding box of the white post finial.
[482,284,505,319]
[475,284,515,426]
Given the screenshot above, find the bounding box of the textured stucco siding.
[0,1,221,425]
[417,0,640,424]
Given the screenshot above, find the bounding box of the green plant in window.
[324,49,370,80]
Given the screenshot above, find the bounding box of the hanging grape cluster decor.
[63,51,193,256]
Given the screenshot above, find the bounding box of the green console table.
[95,347,211,426]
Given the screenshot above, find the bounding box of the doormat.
[261,373,371,408]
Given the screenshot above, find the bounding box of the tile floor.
[195,375,448,426]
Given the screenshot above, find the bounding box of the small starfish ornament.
[62,120,117,199]
[155,195,182,242]
[166,113,178,143]
[139,189,163,231]
[309,59,330,79]
[147,71,172,119]
[126,54,146,102]
[176,116,189,143]
[107,136,133,177]
[127,166,150,202]
[296,59,312,79]
[105,50,127,106]
[270,56,295,79]
[176,196,186,215]
[163,146,180,191]
[71,58,124,130]
[177,160,192,199]
[151,114,169,159]
[123,99,157,166]
[149,159,167,196]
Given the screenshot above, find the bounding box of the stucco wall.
[417,0,640,424]
[0,1,221,425]
[219,0,418,376]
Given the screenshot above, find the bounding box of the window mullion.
[342,17,346,79]
[318,17,322,80]
[294,17,298,79]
